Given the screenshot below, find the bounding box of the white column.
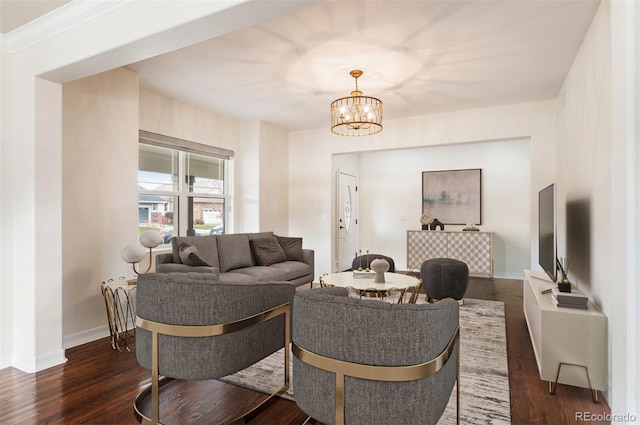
[610,0,639,419]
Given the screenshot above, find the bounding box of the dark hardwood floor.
[0,278,611,425]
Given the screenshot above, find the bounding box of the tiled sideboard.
[406,230,493,277]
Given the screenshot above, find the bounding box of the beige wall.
[139,89,246,234]
[62,68,139,343]
[258,122,289,235]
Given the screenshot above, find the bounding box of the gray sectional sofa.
[155,231,314,287]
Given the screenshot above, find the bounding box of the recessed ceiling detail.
[125,0,601,131]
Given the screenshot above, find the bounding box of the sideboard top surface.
[407,230,492,234]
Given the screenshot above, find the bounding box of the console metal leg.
[549,362,598,403]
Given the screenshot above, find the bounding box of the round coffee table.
[319,272,422,303]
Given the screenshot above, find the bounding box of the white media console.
[523,270,606,401]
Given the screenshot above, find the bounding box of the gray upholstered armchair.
[133,272,295,425]
[292,287,460,425]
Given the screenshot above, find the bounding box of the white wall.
[610,0,640,416]
[556,0,639,415]
[336,139,530,278]
[556,1,611,304]
[1,48,13,368]
[289,101,555,277]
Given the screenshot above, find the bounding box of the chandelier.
[330,70,383,136]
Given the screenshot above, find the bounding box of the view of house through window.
[138,142,230,245]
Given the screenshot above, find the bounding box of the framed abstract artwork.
[422,169,481,225]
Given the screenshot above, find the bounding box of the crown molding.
[1,0,134,54]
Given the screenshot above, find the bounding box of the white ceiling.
[3,0,601,132]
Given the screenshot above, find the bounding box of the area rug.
[220,297,511,424]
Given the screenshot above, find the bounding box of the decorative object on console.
[330,70,383,137]
[430,218,445,231]
[422,168,481,225]
[551,286,588,309]
[556,257,571,293]
[121,230,162,275]
[463,224,479,231]
[420,212,434,230]
[370,258,389,283]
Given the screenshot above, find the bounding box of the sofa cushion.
[250,237,287,266]
[177,243,211,266]
[217,272,259,284]
[229,266,291,282]
[217,234,253,272]
[171,236,220,269]
[270,261,312,281]
[275,235,303,262]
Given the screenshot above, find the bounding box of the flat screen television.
[538,183,557,282]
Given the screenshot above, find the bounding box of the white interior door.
[337,172,358,271]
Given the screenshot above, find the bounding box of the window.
[137,131,233,245]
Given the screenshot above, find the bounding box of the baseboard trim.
[493,271,525,280]
[10,349,67,373]
[64,325,110,350]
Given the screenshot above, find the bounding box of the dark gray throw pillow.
[275,235,303,262]
[178,243,211,267]
[250,237,287,266]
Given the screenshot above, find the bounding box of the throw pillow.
[250,237,287,266]
[275,235,303,262]
[178,243,211,267]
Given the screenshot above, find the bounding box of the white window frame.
[138,130,233,240]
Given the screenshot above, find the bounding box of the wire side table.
[100,277,137,351]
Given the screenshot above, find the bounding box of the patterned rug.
[220,297,511,424]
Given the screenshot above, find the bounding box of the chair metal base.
[133,376,290,425]
[133,302,291,424]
